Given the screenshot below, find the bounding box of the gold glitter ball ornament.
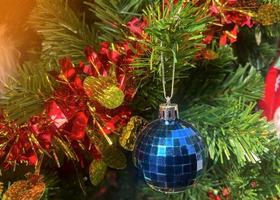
[236,0,261,12]
[256,4,280,26]
[102,146,127,169]
[2,174,45,200]
[84,76,125,109]
[89,159,107,186]
[119,116,148,151]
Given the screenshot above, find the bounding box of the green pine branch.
[0,62,54,124]
[182,96,270,166]
[132,1,211,111]
[29,0,95,65]
[179,60,263,108]
[261,0,280,5]
[211,142,280,200]
[144,1,210,73]
[252,139,280,198]
[41,171,60,200]
[181,64,269,166]
[259,0,280,43]
[234,26,277,76]
[85,0,147,42]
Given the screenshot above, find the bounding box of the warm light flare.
[0,25,19,93]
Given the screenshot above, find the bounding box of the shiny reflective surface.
[134,119,206,193]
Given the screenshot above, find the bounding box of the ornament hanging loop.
[166,96,171,105]
[160,42,176,105]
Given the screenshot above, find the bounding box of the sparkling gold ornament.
[2,174,45,200]
[102,146,127,169]
[0,182,3,196]
[256,4,280,26]
[119,116,147,151]
[89,159,107,186]
[84,76,124,109]
[236,0,260,12]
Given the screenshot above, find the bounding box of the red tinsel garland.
[203,0,255,46]
[0,17,147,168]
[165,0,255,46]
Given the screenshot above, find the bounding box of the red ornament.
[204,0,255,46]
[259,65,280,121]
[164,0,255,47]
[222,187,231,197]
[207,190,222,200]
[47,101,68,128]
[60,57,76,79]
[127,17,147,37]
[259,55,280,137]
[219,25,238,46]
[69,112,88,141]
[250,180,258,188]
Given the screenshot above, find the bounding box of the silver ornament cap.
[159,103,179,120]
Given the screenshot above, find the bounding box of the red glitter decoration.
[0,16,146,168]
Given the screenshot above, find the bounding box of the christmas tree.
[0,0,279,199]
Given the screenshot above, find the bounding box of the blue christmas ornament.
[134,103,207,193]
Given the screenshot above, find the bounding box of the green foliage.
[1,0,280,199]
[180,56,263,107]
[135,172,216,200]
[132,78,164,113]
[133,1,210,111]
[259,0,280,37]
[144,1,209,72]
[252,139,280,198]
[85,0,147,42]
[183,98,269,165]
[210,140,280,200]
[234,26,277,75]
[0,62,54,123]
[261,0,280,5]
[41,172,60,200]
[29,0,95,65]
[182,65,268,165]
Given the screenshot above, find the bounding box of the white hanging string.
[160,42,176,105]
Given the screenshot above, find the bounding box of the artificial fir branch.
[0,0,280,199]
[144,1,209,72]
[182,96,270,165]
[262,0,280,5]
[234,27,277,75]
[180,64,268,165]
[0,62,54,123]
[85,0,147,42]
[132,1,210,112]
[29,0,95,65]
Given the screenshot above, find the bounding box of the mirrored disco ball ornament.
[133,103,207,193]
